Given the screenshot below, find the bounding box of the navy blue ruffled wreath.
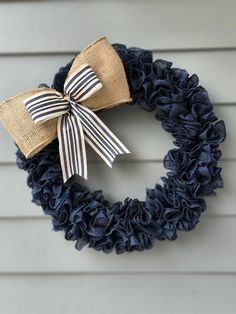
[16,44,226,254]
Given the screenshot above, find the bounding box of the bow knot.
[24,64,129,182]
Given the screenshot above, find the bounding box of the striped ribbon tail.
[57,113,87,182]
[71,102,130,168]
[57,102,130,183]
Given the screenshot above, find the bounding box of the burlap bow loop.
[0,37,132,182]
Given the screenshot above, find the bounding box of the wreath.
[0,37,226,254]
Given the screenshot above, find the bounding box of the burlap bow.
[0,37,132,182]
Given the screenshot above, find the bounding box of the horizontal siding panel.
[0,0,236,53]
[1,50,236,103]
[0,103,231,163]
[0,274,236,314]
[0,55,70,101]
[0,160,233,217]
[0,216,235,273]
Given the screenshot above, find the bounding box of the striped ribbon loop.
[24,64,130,182]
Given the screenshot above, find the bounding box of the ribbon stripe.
[84,134,114,167]
[74,79,101,102]
[24,63,129,182]
[68,72,96,95]
[26,92,70,124]
[65,69,94,97]
[27,100,68,114]
[76,103,129,154]
[65,65,102,102]
[70,111,87,177]
[72,104,122,160]
[24,92,62,108]
[58,115,70,180]
[64,65,91,91]
[71,103,128,168]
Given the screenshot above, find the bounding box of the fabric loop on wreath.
[24,64,130,182]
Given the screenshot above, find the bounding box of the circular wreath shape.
[16,43,226,254]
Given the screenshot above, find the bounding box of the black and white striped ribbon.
[24,64,129,182]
